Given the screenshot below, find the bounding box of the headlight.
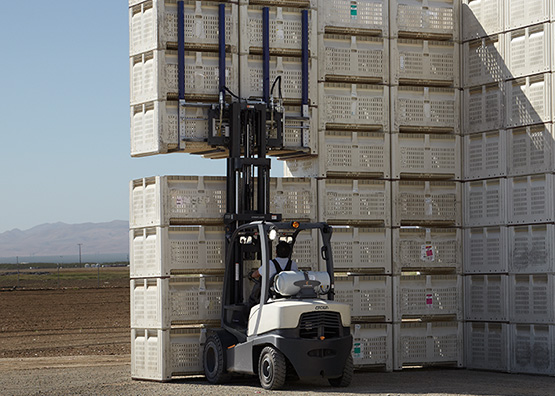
[268,228,278,241]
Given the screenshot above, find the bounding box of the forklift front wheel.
[258,346,287,390]
[328,354,354,387]
[203,334,231,384]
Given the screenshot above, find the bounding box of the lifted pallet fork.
[172,2,352,389]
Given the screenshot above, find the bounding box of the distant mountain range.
[0,221,129,258]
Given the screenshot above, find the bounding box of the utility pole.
[16,256,19,289]
[77,243,82,265]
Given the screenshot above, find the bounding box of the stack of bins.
[462,0,555,376]
[389,0,464,370]
[286,0,394,372]
[129,0,239,157]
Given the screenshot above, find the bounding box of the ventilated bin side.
[465,322,509,372]
[393,321,463,370]
[391,39,460,87]
[390,0,459,40]
[392,181,462,226]
[319,83,390,130]
[318,179,391,226]
[393,228,461,274]
[464,274,509,321]
[329,227,392,273]
[391,86,460,133]
[509,224,555,274]
[281,106,318,154]
[505,23,552,79]
[287,228,319,271]
[463,227,509,274]
[463,131,506,180]
[463,178,507,227]
[510,274,555,324]
[508,174,555,225]
[462,0,504,41]
[335,275,393,321]
[131,276,223,328]
[505,74,553,128]
[131,101,177,157]
[505,0,550,31]
[352,323,393,371]
[507,124,555,176]
[131,327,205,381]
[240,55,317,104]
[462,84,504,135]
[463,35,505,88]
[129,0,238,56]
[268,177,317,221]
[393,275,462,321]
[240,5,317,54]
[510,324,555,376]
[130,50,239,105]
[318,0,388,36]
[391,133,461,179]
[318,34,389,84]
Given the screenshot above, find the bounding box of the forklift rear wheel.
[258,346,286,390]
[328,354,354,387]
[203,334,231,384]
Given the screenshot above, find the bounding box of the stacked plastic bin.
[389,0,463,370]
[285,0,393,372]
[462,0,555,376]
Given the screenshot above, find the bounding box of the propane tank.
[273,271,331,297]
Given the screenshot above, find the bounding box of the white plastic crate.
[464,274,509,321]
[318,179,391,226]
[510,324,555,376]
[462,35,505,88]
[240,5,317,55]
[463,131,507,180]
[509,224,555,274]
[464,178,507,227]
[508,174,555,225]
[390,0,459,40]
[391,133,461,179]
[318,34,389,84]
[240,54,317,104]
[328,227,392,273]
[334,275,392,321]
[267,177,317,221]
[462,0,504,41]
[393,321,463,369]
[462,83,504,135]
[130,226,225,278]
[463,227,509,274]
[392,181,462,226]
[131,326,206,381]
[286,228,319,271]
[505,0,551,31]
[129,0,238,56]
[393,275,462,321]
[319,83,390,130]
[284,131,391,178]
[130,50,239,105]
[392,228,461,274]
[507,124,555,176]
[352,323,393,370]
[391,86,460,133]
[391,39,460,87]
[465,322,509,372]
[510,274,555,323]
[317,0,388,36]
[505,23,553,80]
[505,74,553,128]
[130,176,227,228]
[131,276,223,328]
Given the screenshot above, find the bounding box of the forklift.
[174,3,353,389]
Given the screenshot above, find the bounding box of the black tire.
[203,334,231,384]
[258,346,287,390]
[328,354,354,387]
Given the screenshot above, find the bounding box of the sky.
[0,1,283,233]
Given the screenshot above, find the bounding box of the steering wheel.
[247,269,260,284]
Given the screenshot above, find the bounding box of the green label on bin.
[351,1,358,19]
